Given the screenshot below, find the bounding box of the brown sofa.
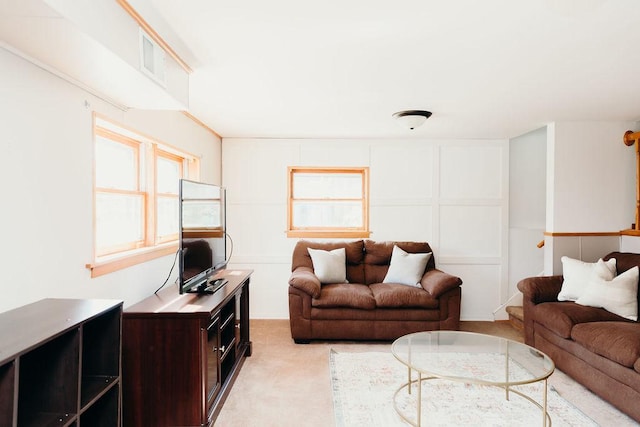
[518,251,640,422]
[288,240,462,343]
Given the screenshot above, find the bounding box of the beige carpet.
[215,320,636,426]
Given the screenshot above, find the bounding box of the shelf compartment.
[220,337,236,363]
[80,384,119,427]
[220,311,235,331]
[19,411,76,427]
[220,346,236,383]
[0,361,15,427]
[221,321,235,344]
[81,308,120,393]
[81,375,119,409]
[81,306,121,407]
[18,330,80,427]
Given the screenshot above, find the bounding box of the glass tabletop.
[391,331,555,386]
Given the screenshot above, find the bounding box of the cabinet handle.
[214,345,226,353]
[235,324,240,329]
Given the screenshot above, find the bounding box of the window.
[155,150,183,243]
[287,167,370,238]
[89,115,199,277]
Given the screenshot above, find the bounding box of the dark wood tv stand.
[122,269,252,427]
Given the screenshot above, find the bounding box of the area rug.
[330,350,597,426]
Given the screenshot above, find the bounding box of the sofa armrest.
[517,275,563,305]
[420,269,462,298]
[517,275,563,346]
[289,267,321,298]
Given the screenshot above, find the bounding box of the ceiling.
[145,0,640,139]
[6,0,640,140]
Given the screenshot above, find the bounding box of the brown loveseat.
[518,251,640,422]
[288,240,462,343]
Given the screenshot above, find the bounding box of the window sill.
[286,230,371,239]
[86,243,178,278]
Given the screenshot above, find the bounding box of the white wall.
[223,137,509,321]
[502,127,547,316]
[544,121,636,274]
[547,121,635,232]
[0,47,220,314]
[622,236,640,253]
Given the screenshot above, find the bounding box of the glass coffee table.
[391,331,555,426]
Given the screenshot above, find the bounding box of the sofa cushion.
[383,246,432,287]
[310,306,440,321]
[571,321,640,369]
[369,283,439,309]
[363,240,435,284]
[307,247,347,284]
[292,240,365,284]
[533,301,626,338]
[311,283,376,309]
[575,266,639,321]
[558,256,617,301]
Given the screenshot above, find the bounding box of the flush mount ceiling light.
[392,110,432,130]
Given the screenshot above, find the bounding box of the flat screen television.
[179,179,228,294]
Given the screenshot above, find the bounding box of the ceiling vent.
[139,29,166,87]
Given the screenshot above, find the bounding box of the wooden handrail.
[623,130,640,145]
[543,231,621,237]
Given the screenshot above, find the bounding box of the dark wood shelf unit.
[122,269,252,427]
[0,298,123,427]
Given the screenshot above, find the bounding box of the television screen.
[179,179,227,294]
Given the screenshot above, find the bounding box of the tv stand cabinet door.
[206,314,222,418]
[122,315,207,427]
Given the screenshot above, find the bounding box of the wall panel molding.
[223,138,510,320]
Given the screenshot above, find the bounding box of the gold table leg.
[543,378,548,427]
[417,372,422,427]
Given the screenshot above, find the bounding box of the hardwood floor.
[214,320,523,426]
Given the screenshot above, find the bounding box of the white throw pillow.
[575,266,639,321]
[383,246,432,287]
[557,256,617,301]
[307,247,347,284]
